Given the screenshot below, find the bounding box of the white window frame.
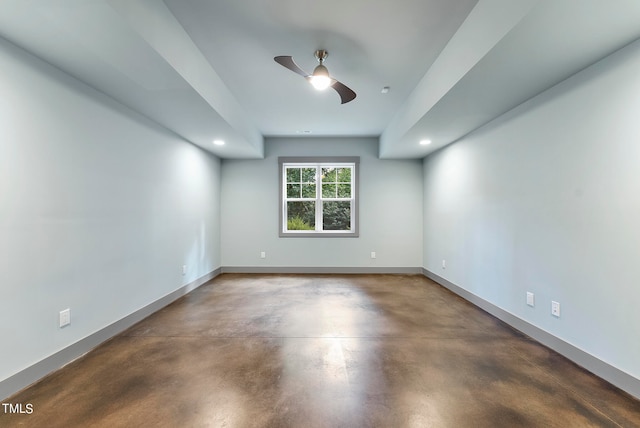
[279,156,359,238]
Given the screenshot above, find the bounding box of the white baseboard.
[0,268,221,401]
[422,268,640,400]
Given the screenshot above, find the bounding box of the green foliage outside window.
[287,201,315,229]
[287,216,315,230]
[323,201,351,230]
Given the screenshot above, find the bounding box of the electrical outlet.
[526,292,535,307]
[59,308,71,328]
[182,265,187,275]
[551,301,561,317]
[371,251,376,259]
[260,251,266,259]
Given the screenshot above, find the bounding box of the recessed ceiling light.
[213,139,225,146]
[420,139,432,145]
[381,86,390,94]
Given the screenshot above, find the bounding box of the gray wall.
[423,39,640,381]
[0,38,222,383]
[221,137,423,270]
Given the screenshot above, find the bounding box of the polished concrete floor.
[3,274,640,427]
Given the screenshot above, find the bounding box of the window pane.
[287,167,300,183]
[323,201,351,230]
[337,167,351,183]
[337,183,351,198]
[322,183,336,198]
[301,168,316,183]
[301,183,316,198]
[322,167,337,182]
[287,201,315,230]
[287,184,300,198]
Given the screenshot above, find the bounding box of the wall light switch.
[182,265,187,275]
[371,252,376,259]
[260,251,266,259]
[526,292,535,307]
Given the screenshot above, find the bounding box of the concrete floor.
[3,274,640,427]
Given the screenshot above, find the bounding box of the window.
[279,157,359,237]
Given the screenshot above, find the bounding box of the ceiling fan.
[274,50,357,104]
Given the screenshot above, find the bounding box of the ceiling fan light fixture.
[310,64,331,90]
[274,51,356,103]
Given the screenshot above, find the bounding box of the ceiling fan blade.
[274,56,309,77]
[331,80,357,104]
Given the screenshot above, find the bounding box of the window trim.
[279,156,360,238]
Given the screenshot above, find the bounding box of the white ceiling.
[1,0,640,159]
[163,0,478,137]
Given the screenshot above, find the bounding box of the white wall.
[221,137,422,269]
[0,38,221,383]
[423,39,640,381]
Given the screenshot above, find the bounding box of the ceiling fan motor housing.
[314,49,328,62]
